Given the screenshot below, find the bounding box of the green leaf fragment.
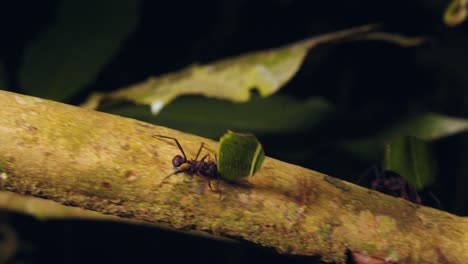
[384,137,437,190]
[218,131,265,181]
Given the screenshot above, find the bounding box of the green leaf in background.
[444,0,468,27]
[0,61,7,91]
[20,0,140,101]
[384,137,437,190]
[340,113,468,161]
[82,24,424,114]
[218,131,265,182]
[102,95,334,139]
[381,113,468,140]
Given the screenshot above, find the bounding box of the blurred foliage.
[379,113,468,140]
[81,25,423,114]
[101,95,334,138]
[340,113,468,160]
[1,0,468,262]
[0,216,19,263]
[19,0,140,101]
[444,0,468,26]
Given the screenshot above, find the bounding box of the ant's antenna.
[153,135,187,160]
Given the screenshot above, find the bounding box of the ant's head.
[172,155,186,167]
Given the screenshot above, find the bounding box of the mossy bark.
[0,90,466,263]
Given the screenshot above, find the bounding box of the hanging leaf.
[82,25,424,114]
[20,0,141,101]
[384,136,437,190]
[218,131,265,182]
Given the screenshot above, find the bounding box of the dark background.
[0,0,467,263]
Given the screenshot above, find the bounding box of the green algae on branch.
[1,91,468,264]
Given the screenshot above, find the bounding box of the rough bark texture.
[0,90,466,263]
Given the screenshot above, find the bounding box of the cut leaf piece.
[384,137,437,190]
[82,25,424,113]
[218,131,265,182]
[20,0,140,101]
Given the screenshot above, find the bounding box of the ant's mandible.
[153,135,219,190]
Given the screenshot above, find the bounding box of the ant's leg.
[400,187,409,201]
[406,183,422,204]
[194,173,214,191]
[199,154,210,162]
[357,164,381,184]
[159,170,186,187]
[203,146,217,158]
[198,145,217,160]
[427,191,442,209]
[208,179,213,191]
[200,172,214,191]
[214,173,223,200]
[153,135,187,161]
[195,143,205,160]
[200,154,218,191]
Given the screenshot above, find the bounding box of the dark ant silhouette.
[371,170,421,204]
[359,165,441,208]
[153,135,220,190]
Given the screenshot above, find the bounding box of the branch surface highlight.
[0,91,466,263]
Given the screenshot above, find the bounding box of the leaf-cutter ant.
[153,135,219,190]
[358,165,441,208]
[371,170,422,204]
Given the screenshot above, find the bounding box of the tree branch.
[0,90,466,263]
